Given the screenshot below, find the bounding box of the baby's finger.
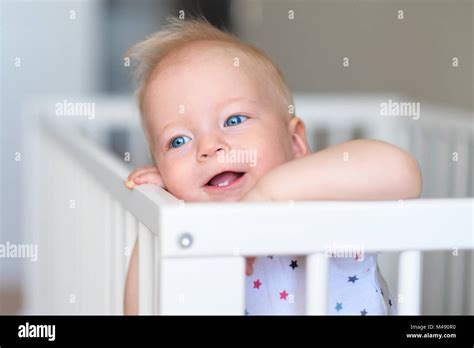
[124,166,162,190]
[133,171,165,188]
[127,165,158,181]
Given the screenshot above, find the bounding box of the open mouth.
[205,171,245,188]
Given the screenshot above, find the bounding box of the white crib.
[20,94,473,315]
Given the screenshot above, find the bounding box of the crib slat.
[112,201,125,314]
[468,252,474,314]
[452,132,470,198]
[422,252,448,315]
[398,251,422,315]
[394,123,411,152]
[431,128,451,197]
[138,222,154,315]
[306,253,329,315]
[103,195,113,313]
[445,250,467,314]
[153,235,161,315]
[85,170,105,314]
[77,156,87,314]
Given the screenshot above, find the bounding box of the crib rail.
[156,200,472,256]
[145,198,472,315]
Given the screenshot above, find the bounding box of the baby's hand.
[246,257,256,276]
[124,166,165,190]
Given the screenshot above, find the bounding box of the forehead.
[157,40,253,74]
[142,41,274,117]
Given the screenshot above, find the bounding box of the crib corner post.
[157,256,246,315]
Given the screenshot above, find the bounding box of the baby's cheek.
[252,143,288,179]
[166,177,188,199]
[160,166,188,197]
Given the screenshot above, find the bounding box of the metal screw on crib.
[178,233,193,249]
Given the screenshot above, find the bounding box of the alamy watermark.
[325,243,365,261]
[18,322,55,341]
[0,241,38,262]
[217,149,257,167]
[380,99,420,120]
[55,99,95,120]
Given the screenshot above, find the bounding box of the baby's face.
[142,42,297,202]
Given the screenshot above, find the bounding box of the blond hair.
[125,17,294,152]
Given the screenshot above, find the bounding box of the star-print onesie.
[245,253,396,315]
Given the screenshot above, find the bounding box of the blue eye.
[224,114,248,127]
[169,135,191,149]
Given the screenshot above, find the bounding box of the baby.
[123,18,422,315]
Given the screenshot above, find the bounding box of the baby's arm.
[243,139,422,202]
[124,241,139,315]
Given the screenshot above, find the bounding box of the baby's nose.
[197,136,229,160]
[199,146,226,159]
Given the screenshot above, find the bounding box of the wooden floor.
[0,287,22,314]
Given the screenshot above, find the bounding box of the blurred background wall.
[1,0,472,314]
[1,0,104,313]
[231,0,473,111]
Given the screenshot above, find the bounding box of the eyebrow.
[216,96,258,110]
[155,96,258,145]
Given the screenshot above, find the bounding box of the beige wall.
[231,0,473,111]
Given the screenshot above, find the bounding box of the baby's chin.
[207,196,243,202]
[198,193,244,203]
[174,189,248,203]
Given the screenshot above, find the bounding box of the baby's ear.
[287,116,310,158]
